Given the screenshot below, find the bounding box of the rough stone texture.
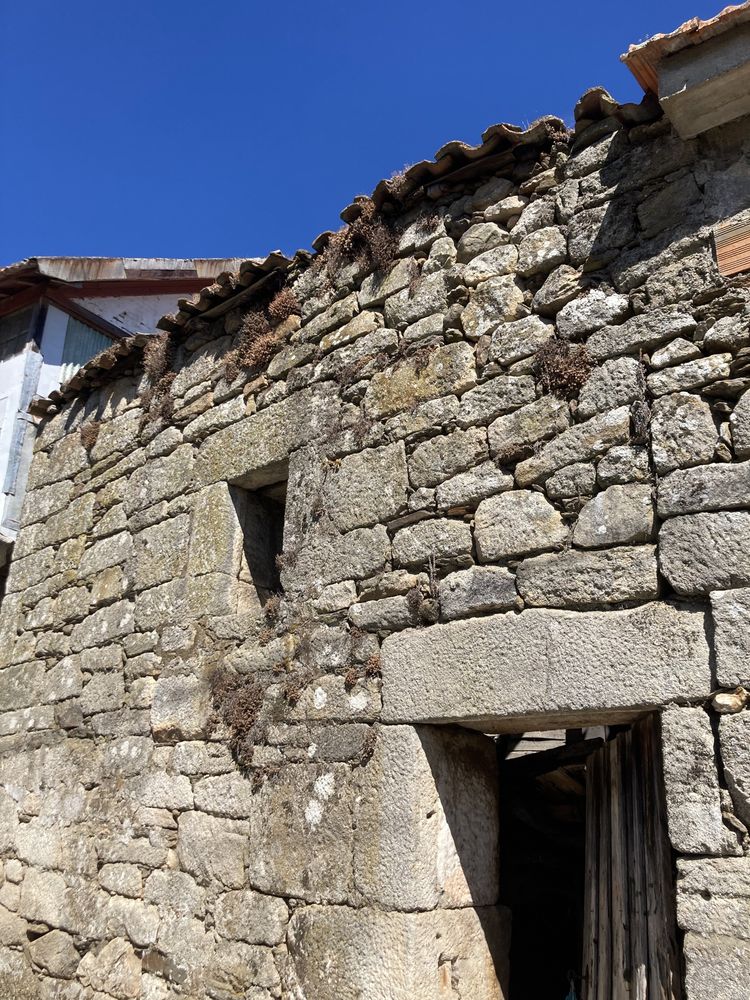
[475,490,567,561]
[573,483,655,548]
[392,519,473,572]
[408,428,488,489]
[517,545,659,608]
[731,389,750,459]
[3,89,749,1000]
[364,343,476,418]
[515,406,631,486]
[353,726,500,908]
[720,712,750,828]
[460,275,525,339]
[659,512,750,595]
[324,442,408,531]
[439,566,518,620]
[488,395,571,462]
[382,603,710,728]
[711,587,750,687]
[651,392,717,474]
[285,905,510,1000]
[576,356,642,420]
[657,461,750,516]
[661,708,740,856]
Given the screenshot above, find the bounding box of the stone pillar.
[283,724,510,999]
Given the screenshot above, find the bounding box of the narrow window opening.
[231,481,286,610]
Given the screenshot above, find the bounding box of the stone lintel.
[381,602,711,729]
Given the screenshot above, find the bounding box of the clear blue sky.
[0,1,722,267]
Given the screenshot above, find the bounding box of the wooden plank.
[627,727,649,1000]
[610,735,630,1000]
[596,744,612,1000]
[582,748,599,1000]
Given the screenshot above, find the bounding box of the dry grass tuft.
[364,653,381,679]
[344,666,359,691]
[224,308,279,381]
[268,287,301,325]
[209,666,264,769]
[535,338,592,399]
[325,198,400,280]
[143,332,173,384]
[80,420,101,452]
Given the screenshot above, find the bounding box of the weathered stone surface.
[577,356,642,420]
[151,675,211,742]
[456,375,536,428]
[650,336,702,369]
[214,889,289,945]
[392,519,473,572]
[475,490,567,561]
[27,929,80,979]
[177,811,246,889]
[244,764,354,903]
[567,201,636,270]
[532,264,585,316]
[731,389,750,459]
[132,515,189,592]
[586,307,696,361]
[435,461,513,511]
[325,442,408,531]
[515,406,631,486]
[650,392,717,474]
[512,195,555,237]
[196,382,339,488]
[0,661,45,711]
[354,725,499,908]
[720,712,750,828]
[28,433,88,490]
[288,524,391,592]
[546,462,596,499]
[661,708,739,856]
[647,353,732,397]
[80,673,125,714]
[285,905,510,1000]
[488,395,571,462]
[77,937,141,999]
[555,289,629,339]
[517,545,659,608]
[463,244,518,286]
[659,512,750,595]
[461,276,525,339]
[456,222,507,262]
[364,343,476,419]
[677,857,750,945]
[683,932,750,1000]
[517,226,567,277]
[488,314,554,364]
[187,482,243,578]
[125,444,194,514]
[597,444,651,486]
[383,272,448,328]
[19,869,102,937]
[69,603,134,655]
[657,461,750,516]
[439,565,517,620]
[349,596,414,634]
[711,587,750,687]
[381,600,710,729]
[573,484,654,547]
[409,428,488,489]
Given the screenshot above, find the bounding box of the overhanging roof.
[0,256,245,307]
[622,1,750,93]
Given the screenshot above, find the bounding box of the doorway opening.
[496,717,682,1000]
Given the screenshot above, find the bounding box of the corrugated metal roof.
[622,2,750,93]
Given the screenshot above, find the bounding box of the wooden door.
[582,716,682,1000]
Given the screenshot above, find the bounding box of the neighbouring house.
[0,258,242,576]
[1,5,749,999]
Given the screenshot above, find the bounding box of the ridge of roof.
[622,1,750,93]
[31,88,658,415]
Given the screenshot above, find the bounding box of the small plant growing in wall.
[209,666,264,770]
[79,419,101,452]
[141,331,177,423]
[535,338,592,399]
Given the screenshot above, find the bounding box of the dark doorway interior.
[498,734,590,1000]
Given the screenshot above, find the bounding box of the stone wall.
[1,90,749,999]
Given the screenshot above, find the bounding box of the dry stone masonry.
[1,43,750,1000]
